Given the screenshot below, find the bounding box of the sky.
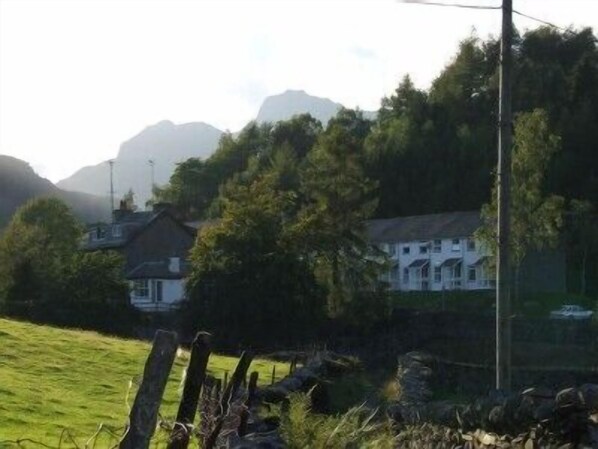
[1,0,597,183]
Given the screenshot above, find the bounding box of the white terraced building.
[367,211,495,292]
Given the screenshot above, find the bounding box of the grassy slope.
[0,318,287,444]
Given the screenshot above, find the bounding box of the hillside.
[0,155,110,227]
[57,121,224,206]
[0,318,286,443]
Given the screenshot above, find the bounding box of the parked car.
[549,304,594,320]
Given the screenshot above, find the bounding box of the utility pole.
[496,0,513,391]
[108,160,115,218]
[149,159,155,189]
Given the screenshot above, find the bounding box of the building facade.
[83,203,197,312]
[368,211,495,292]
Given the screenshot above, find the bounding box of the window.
[419,244,428,254]
[403,268,410,283]
[467,238,476,252]
[433,239,442,253]
[112,225,122,238]
[402,245,410,255]
[92,227,106,241]
[451,238,461,252]
[436,267,443,283]
[133,280,149,298]
[391,264,400,280]
[468,267,477,282]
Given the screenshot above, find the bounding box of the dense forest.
[156,27,598,221]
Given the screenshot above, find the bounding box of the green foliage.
[0,198,133,331]
[185,173,325,348]
[279,392,396,449]
[477,109,565,268]
[296,109,381,316]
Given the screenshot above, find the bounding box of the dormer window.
[91,227,106,241]
[112,225,122,238]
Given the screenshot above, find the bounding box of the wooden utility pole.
[108,160,115,217]
[496,0,513,391]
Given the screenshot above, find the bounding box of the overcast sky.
[1,0,597,183]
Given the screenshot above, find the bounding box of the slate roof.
[367,211,482,243]
[127,260,191,279]
[83,210,197,251]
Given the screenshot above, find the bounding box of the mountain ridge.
[0,155,111,227]
[56,89,377,204]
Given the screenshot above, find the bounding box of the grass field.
[0,318,288,445]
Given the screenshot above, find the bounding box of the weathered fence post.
[271,365,276,385]
[204,351,254,449]
[238,371,259,437]
[119,330,178,449]
[167,332,212,449]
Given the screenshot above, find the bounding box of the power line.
[513,9,598,43]
[398,0,500,10]
[397,1,598,43]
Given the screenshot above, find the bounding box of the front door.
[153,280,163,302]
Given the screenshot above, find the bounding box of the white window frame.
[434,266,442,283]
[133,280,150,298]
[468,266,477,282]
[112,224,122,238]
[402,245,411,255]
[432,239,442,253]
[419,242,429,254]
[451,238,461,252]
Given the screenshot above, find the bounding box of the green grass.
[0,318,288,444]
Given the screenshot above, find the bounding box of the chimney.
[112,200,131,223]
[168,257,181,274]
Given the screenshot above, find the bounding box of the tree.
[0,198,133,331]
[295,110,381,317]
[477,109,565,296]
[0,197,83,308]
[567,200,598,295]
[185,173,324,348]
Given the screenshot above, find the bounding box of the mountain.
[256,90,343,124]
[0,155,111,227]
[257,90,377,124]
[57,120,223,206]
[57,90,377,204]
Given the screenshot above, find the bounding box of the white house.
[367,211,496,292]
[128,257,189,312]
[83,202,198,313]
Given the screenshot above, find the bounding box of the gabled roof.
[83,210,196,251]
[367,211,481,243]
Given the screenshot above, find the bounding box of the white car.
[550,305,594,320]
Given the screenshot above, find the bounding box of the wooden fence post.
[119,330,178,449]
[271,365,276,385]
[167,332,212,449]
[238,371,259,437]
[204,351,254,449]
